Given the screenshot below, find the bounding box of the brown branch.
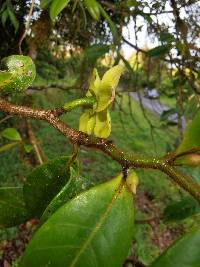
[1,98,200,203]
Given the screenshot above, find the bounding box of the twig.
[0,98,200,203]
[19,0,35,54]
[0,115,12,124]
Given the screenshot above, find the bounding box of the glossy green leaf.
[176,111,200,155]
[1,127,21,141]
[163,197,200,222]
[0,187,29,228]
[40,169,95,224]
[84,0,101,21]
[151,228,200,267]
[50,0,70,20]
[146,45,171,57]
[0,55,36,93]
[94,109,111,138]
[23,156,77,218]
[84,44,110,61]
[20,176,134,267]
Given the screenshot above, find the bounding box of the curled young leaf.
[0,55,36,94]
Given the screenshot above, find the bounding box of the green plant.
[0,54,200,267]
[1,0,200,266]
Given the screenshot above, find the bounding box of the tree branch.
[1,98,200,203]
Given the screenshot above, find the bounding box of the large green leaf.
[23,156,77,218]
[163,197,200,222]
[0,187,29,228]
[151,228,200,267]
[176,111,200,154]
[40,169,95,224]
[50,0,70,20]
[20,176,134,267]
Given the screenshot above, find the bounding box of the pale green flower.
[79,65,123,138]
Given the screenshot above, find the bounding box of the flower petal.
[86,68,101,97]
[87,113,96,135]
[95,65,123,112]
[79,111,90,133]
[94,109,111,138]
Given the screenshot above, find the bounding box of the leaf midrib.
[69,179,125,267]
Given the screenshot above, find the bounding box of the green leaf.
[7,6,19,33]
[20,175,134,267]
[23,156,77,218]
[40,169,95,225]
[1,127,21,141]
[84,44,110,62]
[50,0,70,20]
[96,65,123,112]
[24,144,33,153]
[1,9,9,26]
[0,141,19,153]
[146,45,171,57]
[0,55,36,94]
[176,111,200,154]
[84,0,101,21]
[151,228,200,267]
[98,3,119,44]
[163,197,200,222]
[160,32,175,43]
[0,187,29,228]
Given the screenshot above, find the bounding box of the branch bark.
[1,98,200,203]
